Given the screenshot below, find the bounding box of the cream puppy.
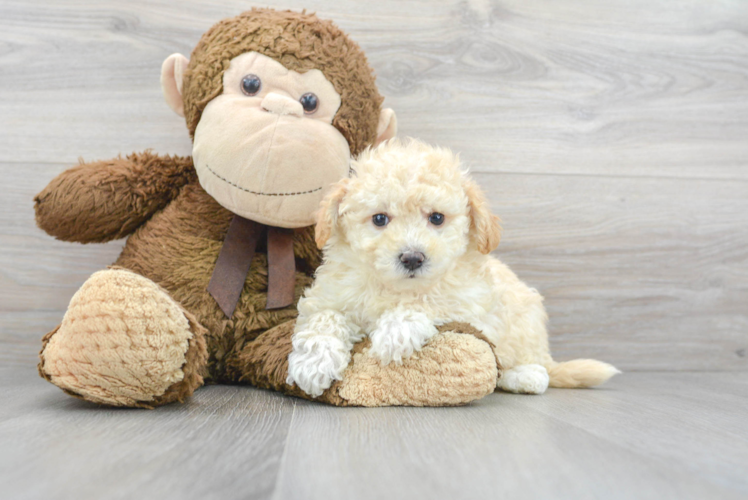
[287,139,619,398]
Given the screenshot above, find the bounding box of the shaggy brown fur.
[183,8,383,155]
[225,320,349,406]
[112,179,317,381]
[34,8,499,408]
[34,152,196,243]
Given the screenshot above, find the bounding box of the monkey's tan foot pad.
[229,320,497,407]
[330,331,498,407]
[38,268,208,408]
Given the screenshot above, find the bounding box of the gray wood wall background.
[1,0,746,372]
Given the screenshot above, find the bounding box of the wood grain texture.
[0,2,747,372]
[2,0,747,178]
[0,365,297,500]
[275,372,748,500]
[3,365,746,500]
[481,173,748,370]
[3,3,748,499]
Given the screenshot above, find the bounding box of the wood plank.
[273,373,746,500]
[0,0,746,179]
[0,311,61,368]
[0,364,296,500]
[508,372,748,492]
[4,368,746,500]
[477,172,748,371]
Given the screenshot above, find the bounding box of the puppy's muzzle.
[399,251,425,271]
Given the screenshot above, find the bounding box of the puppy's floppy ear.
[315,179,349,249]
[464,177,501,254]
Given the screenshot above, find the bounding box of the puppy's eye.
[241,74,261,96]
[300,92,319,114]
[429,213,445,226]
[372,213,389,227]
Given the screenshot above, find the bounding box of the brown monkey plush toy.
[35,8,499,408]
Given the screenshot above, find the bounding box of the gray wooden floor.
[1,1,747,499]
[2,361,747,500]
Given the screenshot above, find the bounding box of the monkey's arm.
[34,152,196,243]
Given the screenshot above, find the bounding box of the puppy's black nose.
[400,251,425,271]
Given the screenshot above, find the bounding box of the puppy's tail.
[545,359,620,388]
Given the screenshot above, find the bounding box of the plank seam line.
[270,398,297,500]
[469,169,748,184]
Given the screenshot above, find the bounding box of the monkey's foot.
[334,328,498,407]
[39,268,208,408]
[231,320,498,407]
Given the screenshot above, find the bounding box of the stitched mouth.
[204,163,323,197]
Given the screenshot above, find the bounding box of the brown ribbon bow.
[207,215,296,318]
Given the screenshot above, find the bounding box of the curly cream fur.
[289,138,619,396]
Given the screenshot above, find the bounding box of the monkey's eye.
[429,213,445,226]
[241,74,261,96]
[372,214,389,227]
[300,93,319,114]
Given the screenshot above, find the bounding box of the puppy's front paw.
[370,310,437,365]
[286,335,351,397]
[497,364,550,395]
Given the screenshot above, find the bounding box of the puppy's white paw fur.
[369,309,437,365]
[286,335,350,397]
[497,364,550,395]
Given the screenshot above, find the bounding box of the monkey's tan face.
[192,52,350,228]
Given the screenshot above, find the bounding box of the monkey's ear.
[374,108,397,146]
[463,177,502,254]
[315,179,350,249]
[161,53,190,117]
